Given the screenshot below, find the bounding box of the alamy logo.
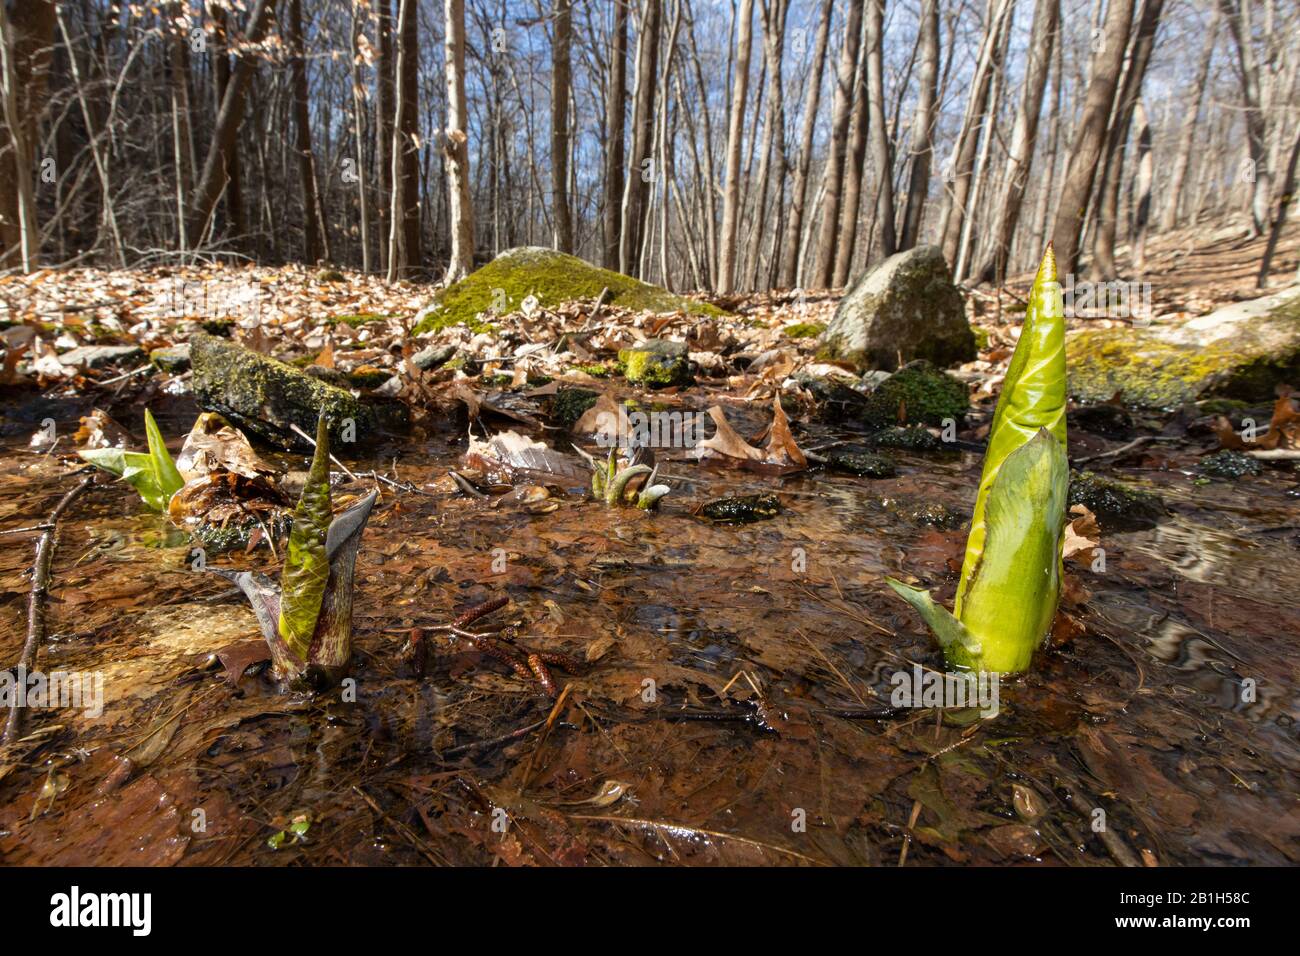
[0,667,103,718]
[593,405,705,449]
[49,886,151,936]
[890,664,1000,718]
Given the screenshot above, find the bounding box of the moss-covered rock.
[148,344,191,373]
[861,360,969,427]
[618,339,690,387]
[819,245,976,371]
[869,426,950,453]
[783,322,825,339]
[414,246,724,334]
[1197,449,1262,480]
[827,449,896,478]
[1068,470,1167,531]
[551,387,600,428]
[795,373,870,423]
[1067,287,1300,408]
[190,333,378,451]
[697,494,782,523]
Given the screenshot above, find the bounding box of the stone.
[827,449,896,478]
[860,359,969,427]
[1067,286,1300,408]
[148,344,191,373]
[619,339,690,387]
[819,245,976,371]
[411,344,456,371]
[1068,470,1166,531]
[190,334,378,451]
[57,344,144,369]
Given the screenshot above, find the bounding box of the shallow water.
[1,390,1298,866]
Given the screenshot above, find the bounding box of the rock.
[411,344,456,371]
[190,334,378,451]
[827,449,896,478]
[898,500,964,529]
[1197,450,1262,480]
[1068,470,1166,531]
[1067,286,1300,408]
[819,245,976,371]
[619,339,690,387]
[303,364,349,388]
[697,494,782,523]
[414,246,725,334]
[148,344,191,373]
[861,359,969,427]
[794,372,870,423]
[57,344,144,369]
[869,426,951,453]
[551,387,600,428]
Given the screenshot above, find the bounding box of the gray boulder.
[819,245,975,372]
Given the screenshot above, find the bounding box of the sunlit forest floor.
[0,219,1297,865]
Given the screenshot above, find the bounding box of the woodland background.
[1,0,1297,291]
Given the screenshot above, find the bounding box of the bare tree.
[1160,9,1218,232]
[601,0,629,269]
[444,0,475,282]
[865,0,895,259]
[620,0,661,276]
[1217,0,1272,236]
[812,0,865,289]
[1050,0,1136,274]
[551,0,573,253]
[0,0,55,270]
[899,0,939,251]
[289,0,328,264]
[717,0,755,294]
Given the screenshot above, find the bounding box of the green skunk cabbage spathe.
[211,411,378,688]
[78,408,186,511]
[887,246,1068,674]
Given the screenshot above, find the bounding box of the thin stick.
[288,421,360,480]
[3,475,95,746]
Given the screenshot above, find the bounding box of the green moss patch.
[861,360,969,427]
[414,247,725,334]
[783,322,825,340]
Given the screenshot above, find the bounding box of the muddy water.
[1,393,1297,866]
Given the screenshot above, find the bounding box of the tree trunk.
[717,0,755,294]
[443,0,474,282]
[899,0,939,251]
[1130,101,1153,271]
[0,0,55,270]
[865,0,895,260]
[620,0,661,276]
[289,0,326,264]
[975,0,1058,283]
[398,0,422,272]
[1160,9,1217,231]
[1217,0,1271,236]
[777,0,833,287]
[188,0,273,245]
[550,0,573,253]
[351,1,372,273]
[601,0,628,269]
[938,0,1014,267]
[375,0,395,273]
[812,0,865,289]
[1089,0,1165,281]
[833,12,870,287]
[1257,121,1300,288]
[1050,0,1136,275]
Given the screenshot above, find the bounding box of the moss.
[869,426,950,453]
[827,449,896,478]
[551,387,600,428]
[570,363,612,377]
[861,360,969,427]
[1068,470,1166,531]
[1197,450,1262,480]
[414,246,725,334]
[317,268,346,282]
[973,327,990,350]
[1067,296,1300,407]
[783,322,825,339]
[347,366,393,389]
[619,340,691,387]
[697,494,782,523]
[193,512,292,554]
[1197,398,1251,415]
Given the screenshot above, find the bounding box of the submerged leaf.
[277,412,333,664]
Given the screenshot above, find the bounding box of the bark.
[210,4,246,245]
[811,0,865,289]
[1257,121,1300,287]
[444,0,475,282]
[1130,101,1152,271]
[777,0,833,287]
[899,0,939,250]
[375,0,395,273]
[833,11,870,287]
[188,0,273,245]
[0,0,55,270]
[601,0,628,269]
[289,0,326,264]
[865,0,895,259]
[351,1,372,273]
[743,0,788,292]
[619,0,661,276]
[975,0,1058,283]
[1050,0,1136,275]
[398,0,422,271]
[1160,10,1218,232]
[717,0,755,294]
[1217,0,1271,236]
[1089,0,1165,281]
[551,0,573,253]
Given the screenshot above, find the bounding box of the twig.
[1246,448,1300,460]
[288,421,360,480]
[1073,435,1160,465]
[3,475,95,746]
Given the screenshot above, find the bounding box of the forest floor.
[0,219,1297,866]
